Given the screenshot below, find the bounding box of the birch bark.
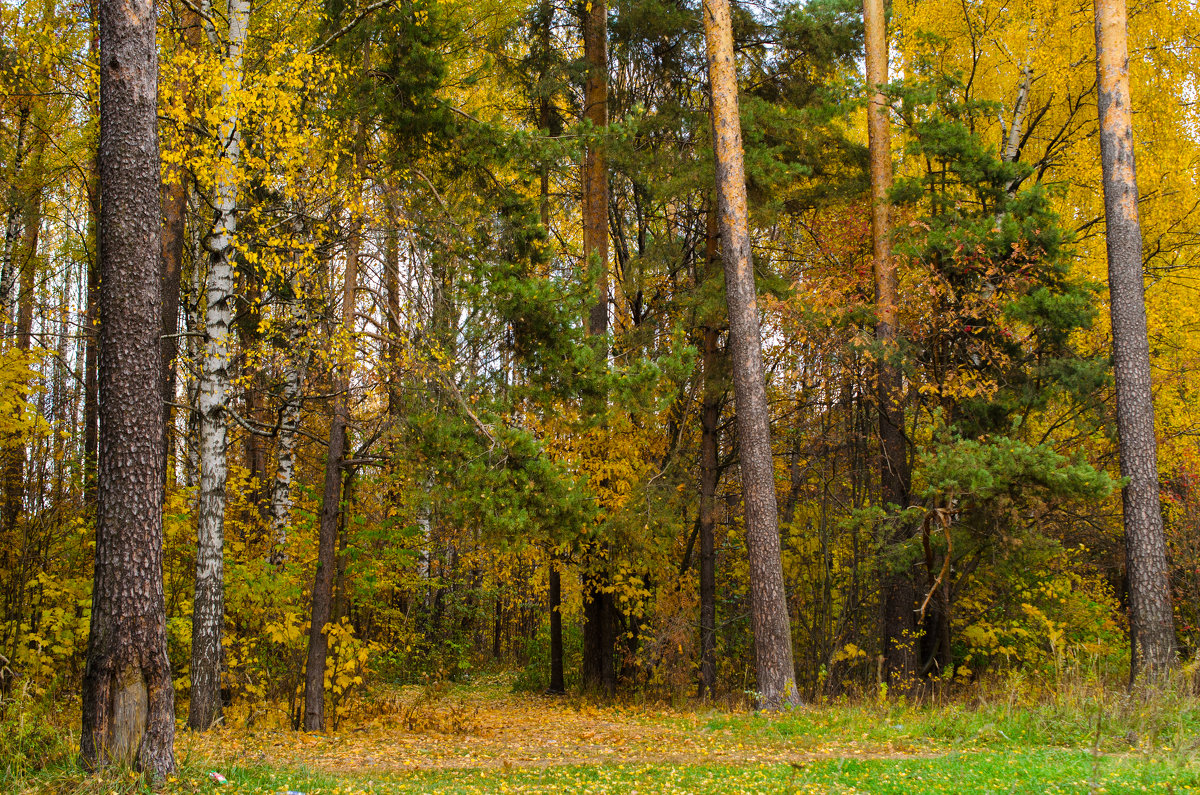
[191,0,250,730]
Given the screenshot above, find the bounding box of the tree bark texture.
[702,0,800,709]
[1093,0,1178,677]
[81,0,176,774]
[191,0,250,730]
[863,0,917,685]
[304,199,361,731]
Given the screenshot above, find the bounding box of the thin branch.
[307,0,396,55]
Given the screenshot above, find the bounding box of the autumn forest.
[2,0,1200,790]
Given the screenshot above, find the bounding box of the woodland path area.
[104,677,1195,794]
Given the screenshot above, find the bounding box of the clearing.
[24,676,1200,793]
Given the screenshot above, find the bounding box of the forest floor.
[19,673,1200,793]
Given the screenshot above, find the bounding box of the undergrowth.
[4,663,1198,793]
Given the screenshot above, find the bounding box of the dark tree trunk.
[579,0,616,695]
[863,0,917,685]
[698,205,723,699]
[702,0,800,709]
[81,0,176,775]
[303,188,361,731]
[581,585,616,692]
[83,240,99,505]
[303,409,345,731]
[1093,0,1177,678]
[548,565,565,693]
[0,105,43,548]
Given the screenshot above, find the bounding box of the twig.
[917,506,953,624]
[307,0,395,55]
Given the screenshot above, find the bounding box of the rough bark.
[1093,0,1177,678]
[190,0,250,730]
[80,0,176,774]
[702,0,800,709]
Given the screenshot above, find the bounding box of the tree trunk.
[159,2,198,485]
[698,205,723,699]
[81,0,176,775]
[702,0,800,709]
[190,0,250,730]
[303,181,362,732]
[83,238,99,504]
[863,0,917,686]
[0,105,29,337]
[548,564,565,693]
[579,0,617,695]
[160,158,185,485]
[0,99,44,548]
[268,295,309,565]
[1093,0,1177,678]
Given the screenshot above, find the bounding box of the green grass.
[26,749,1198,794]
[10,676,1200,794]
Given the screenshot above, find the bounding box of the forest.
[2,0,1200,790]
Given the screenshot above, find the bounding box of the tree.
[702,0,800,710]
[862,0,917,685]
[697,203,724,699]
[1093,0,1177,678]
[190,0,251,731]
[302,135,363,732]
[580,0,619,695]
[80,0,176,775]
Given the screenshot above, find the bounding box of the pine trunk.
[579,0,617,695]
[863,0,917,685]
[702,0,800,709]
[81,0,176,774]
[1093,0,1178,678]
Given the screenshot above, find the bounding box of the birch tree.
[191,0,251,731]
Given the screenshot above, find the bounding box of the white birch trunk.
[190,0,249,731]
[268,298,309,565]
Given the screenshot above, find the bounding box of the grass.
[8,673,1200,793]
